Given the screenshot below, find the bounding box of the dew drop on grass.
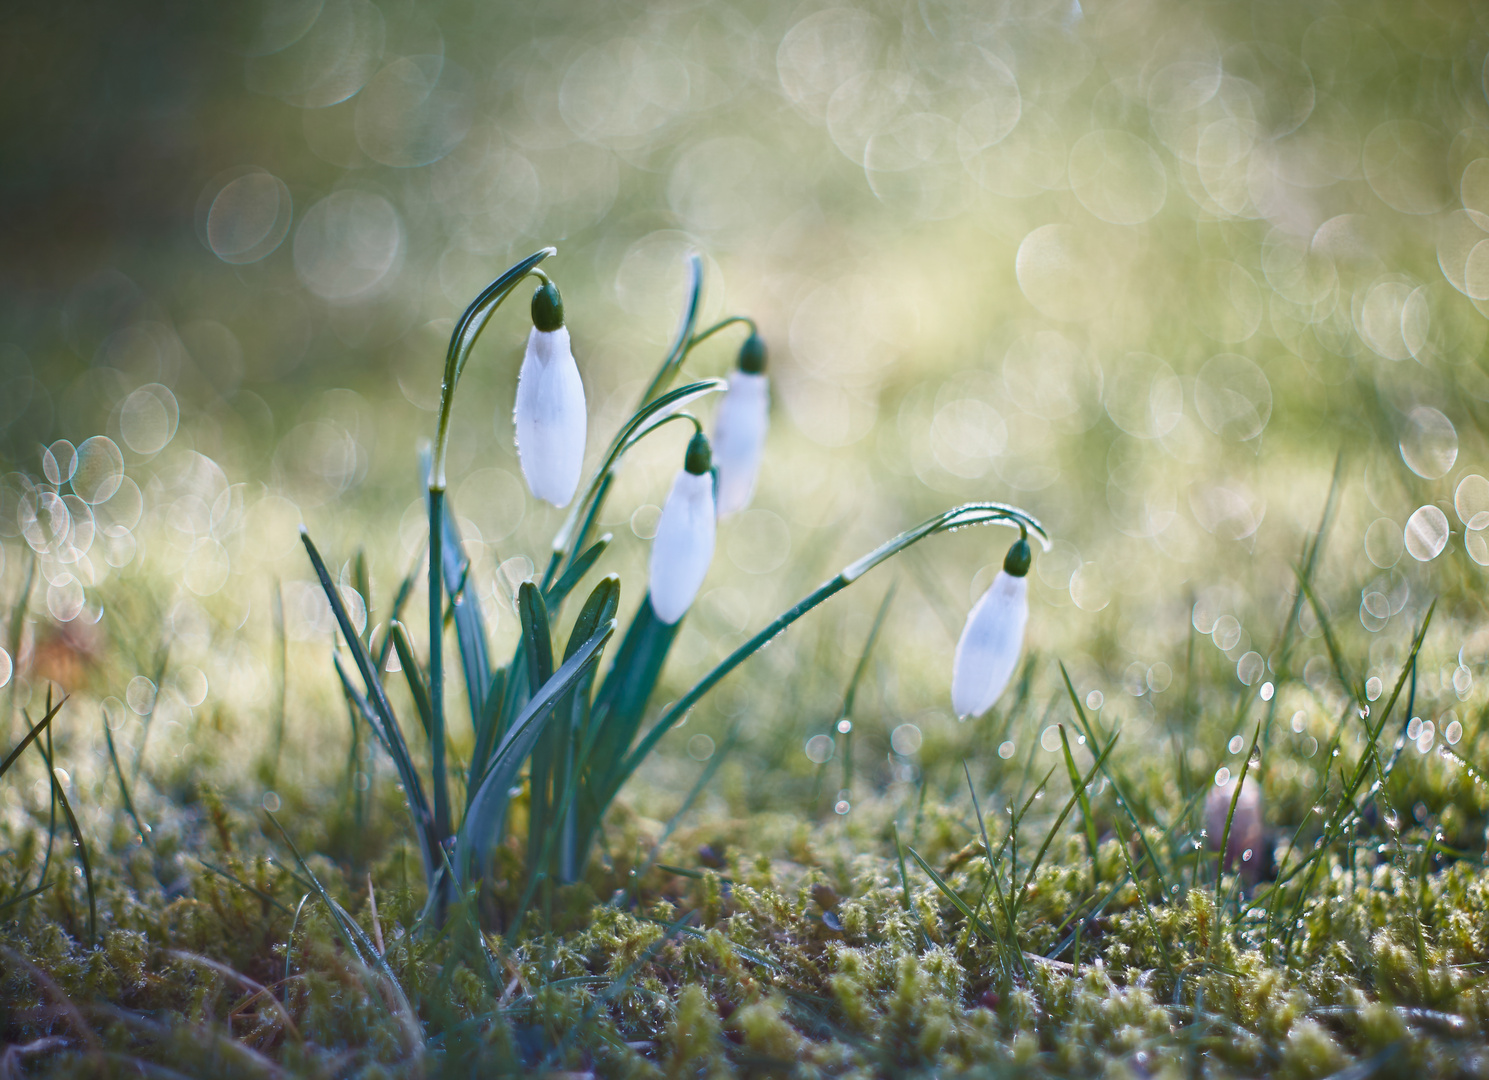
[120,385,180,456]
[890,723,922,755]
[1085,690,1103,710]
[262,791,281,812]
[834,799,851,815]
[836,718,851,734]
[43,440,76,485]
[998,741,1015,759]
[127,676,157,716]
[1214,766,1231,786]
[1404,505,1449,561]
[71,436,125,505]
[1227,735,1244,755]
[804,734,833,764]
[0,646,10,690]
[1399,407,1457,479]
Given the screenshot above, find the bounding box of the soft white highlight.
[711,371,769,516]
[648,469,717,624]
[951,572,1028,718]
[514,326,586,507]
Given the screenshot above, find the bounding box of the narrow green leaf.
[545,534,612,610]
[518,582,555,693]
[390,620,434,742]
[456,618,616,885]
[302,529,439,882]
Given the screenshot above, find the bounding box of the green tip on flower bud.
[532,281,564,332]
[684,431,713,475]
[1003,538,1031,577]
[737,331,767,374]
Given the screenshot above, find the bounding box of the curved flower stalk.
[711,331,768,516]
[515,279,587,507]
[951,531,1032,718]
[648,431,717,624]
[594,504,1048,828]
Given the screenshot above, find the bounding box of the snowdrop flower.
[951,535,1031,718]
[710,331,768,516]
[514,280,586,507]
[648,432,716,624]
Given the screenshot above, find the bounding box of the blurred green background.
[5,0,1489,831]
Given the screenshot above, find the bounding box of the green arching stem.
[431,247,555,493]
[426,248,556,900]
[609,503,1046,795]
[542,380,727,591]
[686,315,757,350]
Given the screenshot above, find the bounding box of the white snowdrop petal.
[648,470,717,623]
[712,372,769,516]
[514,326,587,507]
[951,572,1028,717]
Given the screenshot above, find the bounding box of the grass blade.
[302,529,439,883]
[0,694,66,780]
[1016,731,1120,912]
[0,879,53,915]
[906,845,998,940]
[104,716,150,847]
[35,728,95,944]
[1059,661,1171,895]
[1057,725,1101,893]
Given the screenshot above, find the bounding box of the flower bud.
[531,280,564,332]
[710,337,768,516]
[737,331,767,374]
[950,538,1031,719]
[514,282,586,507]
[648,434,717,624]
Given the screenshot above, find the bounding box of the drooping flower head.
[514,279,586,507]
[648,431,717,624]
[951,533,1031,718]
[711,330,768,517]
